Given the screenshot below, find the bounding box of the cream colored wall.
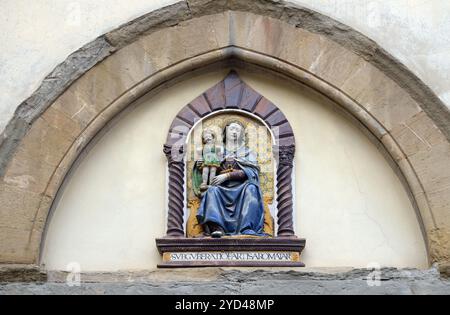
[41,70,428,272]
[1,0,449,137]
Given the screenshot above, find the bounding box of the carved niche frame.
[156,71,305,267]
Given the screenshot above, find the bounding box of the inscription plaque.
[164,251,300,263]
[156,238,305,268]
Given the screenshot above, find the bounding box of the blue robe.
[196,147,266,236]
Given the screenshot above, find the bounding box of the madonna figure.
[193,121,266,238]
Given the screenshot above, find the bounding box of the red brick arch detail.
[166,71,295,147]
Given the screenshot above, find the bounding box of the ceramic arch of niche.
[163,72,296,238]
[0,5,448,270]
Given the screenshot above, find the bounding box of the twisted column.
[163,144,186,237]
[275,145,296,237]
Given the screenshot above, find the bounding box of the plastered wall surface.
[41,70,428,272]
[1,0,449,137]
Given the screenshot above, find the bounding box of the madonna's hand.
[210,174,228,186]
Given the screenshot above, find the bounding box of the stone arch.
[164,71,296,238]
[0,2,447,269]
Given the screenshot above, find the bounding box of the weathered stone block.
[0,227,36,264]
[409,142,450,197]
[5,116,71,165]
[41,106,83,141]
[51,88,98,129]
[390,111,446,158]
[138,28,184,72]
[429,228,450,263]
[99,42,156,89]
[3,118,73,195]
[230,12,285,58]
[341,62,422,132]
[0,184,42,230]
[68,63,130,116]
[139,13,226,73]
[309,41,365,88]
[3,155,54,195]
[277,24,330,72]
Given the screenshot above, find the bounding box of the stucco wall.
[40,70,428,272]
[1,0,449,138]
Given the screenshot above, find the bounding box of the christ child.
[198,128,223,191]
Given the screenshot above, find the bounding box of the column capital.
[274,144,296,168]
[163,144,186,165]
